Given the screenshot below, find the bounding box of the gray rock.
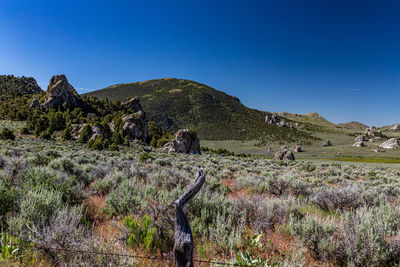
[322,140,332,147]
[379,138,400,149]
[353,141,365,147]
[355,135,365,142]
[389,124,400,131]
[274,150,295,160]
[43,75,81,109]
[161,129,201,154]
[292,145,302,152]
[122,114,148,141]
[122,97,144,114]
[265,114,279,124]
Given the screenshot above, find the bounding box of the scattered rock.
[277,120,287,128]
[43,75,81,109]
[355,135,365,142]
[161,129,201,154]
[29,98,40,109]
[280,145,288,150]
[292,145,302,152]
[379,138,400,150]
[274,149,295,161]
[265,114,279,124]
[371,148,383,153]
[389,124,400,131]
[353,141,365,147]
[267,147,273,153]
[322,140,332,147]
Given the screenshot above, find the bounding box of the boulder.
[292,145,302,152]
[70,124,103,141]
[122,97,144,114]
[265,114,279,124]
[277,120,287,128]
[43,75,81,109]
[389,124,400,131]
[353,141,365,147]
[379,138,400,150]
[267,147,273,153]
[161,129,201,154]
[322,140,332,147]
[274,150,295,161]
[371,148,383,153]
[122,114,148,141]
[355,135,365,142]
[29,98,40,109]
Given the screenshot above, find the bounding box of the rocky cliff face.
[43,75,81,109]
[161,129,201,154]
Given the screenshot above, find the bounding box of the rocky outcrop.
[355,135,365,142]
[379,138,400,150]
[43,75,81,109]
[265,114,279,124]
[29,98,40,109]
[122,97,143,113]
[274,149,295,161]
[322,140,332,147]
[353,141,365,147]
[122,114,148,141]
[389,124,400,131]
[161,129,201,154]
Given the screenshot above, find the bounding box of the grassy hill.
[277,111,336,127]
[85,78,317,142]
[337,121,368,131]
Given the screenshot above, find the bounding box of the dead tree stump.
[174,169,206,267]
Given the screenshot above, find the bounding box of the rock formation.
[379,138,400,150]
[355,135,365,142]
[122,97,143,113]
[353,141,365,147]
[274,149,295,160]
[322,140,332,147]
[122,113,148,141]
[161,129,201,154]
[43,75,81,109]
[265,114,279,124]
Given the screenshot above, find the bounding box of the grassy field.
[1,120,400,266]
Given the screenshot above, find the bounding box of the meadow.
[1,122,400,266]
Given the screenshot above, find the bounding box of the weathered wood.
[174,169,206,267]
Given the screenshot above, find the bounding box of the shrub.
[20,127,30,135]
[9,188,63,234]
[314,186,361,212]
[61,125,72,140]
[78,125,92,143]
[124,215,160,253]
[39,130,51,140]
[0,128,15,140]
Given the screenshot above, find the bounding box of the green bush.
[78,125,92,143]
[0,128,15,140]
[124,215,160,253]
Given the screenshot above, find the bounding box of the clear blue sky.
[1,0,399,126]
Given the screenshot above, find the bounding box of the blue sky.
[0,0,399,126]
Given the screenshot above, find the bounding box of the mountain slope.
[85,78,316,142]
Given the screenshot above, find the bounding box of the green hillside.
[0,75,42,97]
[85,78,317,142]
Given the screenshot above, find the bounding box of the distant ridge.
[337,121,368,131]
[277,111,335,127]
